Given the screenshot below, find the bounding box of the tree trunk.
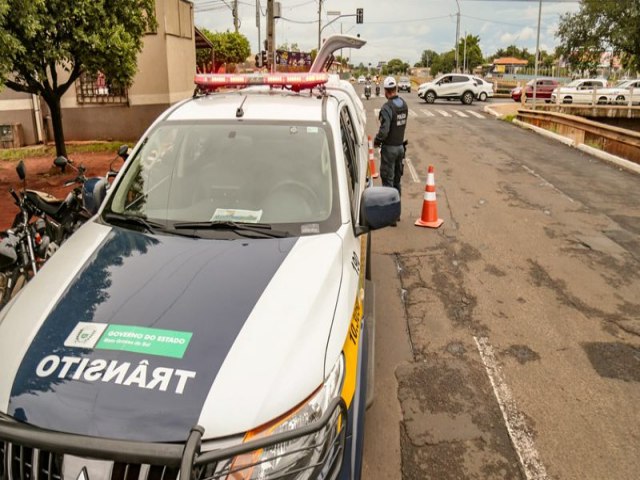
[43,94,67,158]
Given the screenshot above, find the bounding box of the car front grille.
[0,442,178,480]
[0,445,178,480]
[0,398,346,480]
[1,444,63,480]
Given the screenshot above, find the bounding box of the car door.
[450,75,468,97]
[541,80,554,97]
[435,75,450,97]
[574,81,593,103]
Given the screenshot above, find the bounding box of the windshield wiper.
[172,221,290,238]
[103,212,161,233]
[104,212,202,238]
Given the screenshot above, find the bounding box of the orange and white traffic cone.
[415,165,444,228]
[368,136,379,178]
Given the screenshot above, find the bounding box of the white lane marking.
[421,109,435,117]
[521,165,576,203]
[404,157,421,183]
[474,336,549,480]
[466,110,485,119]
[408,109,418,117]
[436,110,451,117]
[374,108,380,117]
[473,337,548,480]
[455,111,469,118]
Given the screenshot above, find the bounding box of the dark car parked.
[511,78,559,102]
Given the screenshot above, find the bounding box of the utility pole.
[463,32,467,73]
[233,0,239,33]
[317,0,323,51]
[266,0,274,71]
[532,0,542,109]
[455,0,461,72]
[256,0,261,63]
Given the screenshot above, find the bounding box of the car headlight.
[218,355,345,479]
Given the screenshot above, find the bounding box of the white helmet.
[383,76,397,89]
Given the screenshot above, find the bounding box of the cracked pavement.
[362,95,640,479]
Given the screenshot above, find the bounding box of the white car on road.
[473,77,494,101]
[599,79,640,105]
[550,78,608,104]
[417,74,479,105]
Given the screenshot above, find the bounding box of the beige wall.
[2,0,197,145]
[0,90,39,145]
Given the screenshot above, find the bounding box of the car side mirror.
[356,186,401,236]
[117,144,129,160]
[53,155,69,173]
[16,160,26,181]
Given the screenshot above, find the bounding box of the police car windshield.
[107,122,336,229]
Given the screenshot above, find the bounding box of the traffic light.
[356,8,363,24]
[255,53,262,68]
[261,50,268,67]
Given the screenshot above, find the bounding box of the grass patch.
[502,114,516,123]
[0,141,130,162]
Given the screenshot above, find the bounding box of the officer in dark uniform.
[373,77,409,220]
[374,76,408,219]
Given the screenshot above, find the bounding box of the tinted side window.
[340,106,360,216]
[452,75,466,83]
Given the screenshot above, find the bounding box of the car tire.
[479,92,487,102]
[425,91,436,104]
[461,91,474,105]
[563,96,572,104]
[597,96,608,105]
[616,95,626,104]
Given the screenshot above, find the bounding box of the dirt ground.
[0,152,118,230]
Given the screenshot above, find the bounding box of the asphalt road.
[360,87,640,479]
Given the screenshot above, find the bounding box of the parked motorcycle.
[375,83,381,97]
[0,146,127,307]
[27,145,127,245]
[364,83,371,100]
[0,162,53,307]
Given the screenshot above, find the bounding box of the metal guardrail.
[516,109,640,165]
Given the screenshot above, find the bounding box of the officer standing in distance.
[374,76,408,221]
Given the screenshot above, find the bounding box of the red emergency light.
[194,73,329,92]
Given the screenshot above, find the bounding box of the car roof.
[167,91,331,123]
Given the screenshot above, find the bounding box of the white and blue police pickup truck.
[0,36,399,480]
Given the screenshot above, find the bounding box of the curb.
[484,105,503,118]
[513,118,640,175]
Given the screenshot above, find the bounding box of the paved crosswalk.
[373,108,486,119]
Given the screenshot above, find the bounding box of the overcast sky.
[192,0,581,66]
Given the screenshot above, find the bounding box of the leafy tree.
[384,58,409,75]
[429,50,456,76]
[278,42,299,52]
[197,29,250,70]
[457,34,483,73]
[556,0,640,74]
[0,0,156,157]
[489,45,533,63]
[419,49,439,68]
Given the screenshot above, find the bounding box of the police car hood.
[0,222,344,442]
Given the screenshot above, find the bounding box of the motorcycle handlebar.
[9,189,21,204]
